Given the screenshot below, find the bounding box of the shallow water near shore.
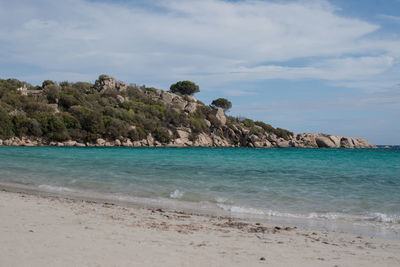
[1,146,399,239]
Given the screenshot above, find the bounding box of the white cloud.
[0,0,399,91]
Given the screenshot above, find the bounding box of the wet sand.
[1,190,399,267]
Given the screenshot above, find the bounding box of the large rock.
[194,132,213,147]
[340,137,374,148]
[96,138,106,146]
[354,138,375,148]
[64,140,77,147]
[277,140,291,148]
[146,134,154,147]
[211,133,229,147]
[184,102,198,113]
[329,135,341,147]
[161,91,174,104]
[3,139,12,146]
[172,96,187,110]
[94,75,127,93]
[340,137,354,148]
[315,136,337,148]
[176,129,190,140]
[116,95,125,104]
[122,139,133,147]
[210,108,227,126]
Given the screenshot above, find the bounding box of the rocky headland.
[0,75,375,148]
[0,130,375,149]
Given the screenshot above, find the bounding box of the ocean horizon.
[1,146,399,239]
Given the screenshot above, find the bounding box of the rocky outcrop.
[0,132,375,148]
[210,108,226,126]
[193,132,213,147]
[293,134,375,148]
[94,75,127,93]
[315,136,337,148]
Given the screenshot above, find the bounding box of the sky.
[0,0,399,144]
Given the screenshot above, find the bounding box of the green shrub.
[242,118,255,128]
[274,128,293,140]
[61,112,81,129]
[0,78,26,91]
[103,116,128,139]
[59,94,80,110]
[72,82,92,93]
[44,85,60,104]
[70,106,104,135]
[42,80,56,89]
[254,121,275,132]
[0,107,13,138]
[128,126,147,141]
[35,114,69,141]
[152,127,171,143]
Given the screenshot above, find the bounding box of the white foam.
[170,189,184,199]
[215,196,228,203]
[38,184,73,193]
[368,213,400,223]
[217,204,264,215]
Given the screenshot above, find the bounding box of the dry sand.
[1,189,399,267]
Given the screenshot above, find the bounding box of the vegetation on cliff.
[0,75,297,147]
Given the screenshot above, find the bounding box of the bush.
[255,121,275,132]
[210,98,232,112]
[170,81,199,95]
[42,80,56,89]
[242,118,255,128]
[61,112,81,129]
[274,128,293,140]
[0,78,26,91]
[128,126,147,141]
[0,107,13,138]
[35,113,69,141]
[152,127,171,143]
[70,106,104,135]
[72,82,92,93]
[12,116,42,137]
[103,117,128,139]
[59,94,80,110]
[44,84,60,104]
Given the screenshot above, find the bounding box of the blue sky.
[0,0,399,144]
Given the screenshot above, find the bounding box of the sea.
[1,146,399,239]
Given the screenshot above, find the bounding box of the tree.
[42,80,56,89]
[170,81,199,95]
[211,98,232,112]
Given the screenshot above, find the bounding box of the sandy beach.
[0,189,399,267]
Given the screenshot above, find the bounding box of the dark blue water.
[1,147,399,236]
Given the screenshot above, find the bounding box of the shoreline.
[1,189,399,266]
[1,182,399,241]
[0,134,376,148]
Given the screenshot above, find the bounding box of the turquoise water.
[1,147,399,236]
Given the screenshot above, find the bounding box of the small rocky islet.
[0,75,374,148]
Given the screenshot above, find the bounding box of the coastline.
[1,189,399,267]
[1,181,399,241]
[0,133,376,148]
